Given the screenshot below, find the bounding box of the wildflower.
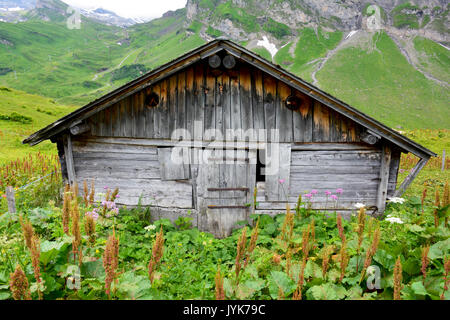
[388,197,406,204]
[337,214,345,243]
[244,219,259,268]
[434,189,441,227]
[311,189,318,195]
[103,230,119,297]
[278,179,285,184]
[421,245,430,283]
[148,227,164,284]
[9,265,31,300]
[441,257,450,300]
[399,169,405,173]
[325,191,332,196]
[394,256,403,300]
[19,215,34,250]
[330,195,338,201]
[202,241,207,246]
[385,216,404,224]
[30,235,42,299]
[215,266,225,300]
[336,188,343,194]
[304,194,313,199]
[321,245,334,279]
[144,225,157,231]
[85,214,96,247]
[354,203,365,209]
[62,185,71,235]
[339,241,349,283]
[361,225,381,280]
[235,227,247,284]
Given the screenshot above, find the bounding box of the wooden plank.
[177,71,186,133]
[168,74,178,137]
[159,78,169,139]
[394,157,429,197]
[276,80,293,143]
[119,99,127,137]
[204,67,216,132]
[265,143,291,201]
[222,72,231,140]
[291,143,376,151]
[290,165,381,174]
[76,167,160,180]
[388,148,401,197]
[186,66,195,140]
[135,90,145,138]
[103,107,112,137]
[111,101,120,137]
[6,186,16,213]
[72,140,158,154]
[263,74,276,143]
[293,90,312,142]
[158,147,190,181]
[63,134,76,185]
[240,65,253,133]
[194,63,205,142]
[376,144,391,213]
[230,70,241,132]
[252,68,265,135]
[313,101,331,142]
[215,73,224,136]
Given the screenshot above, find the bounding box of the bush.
[110,64,148,82]
[0,112,33,124]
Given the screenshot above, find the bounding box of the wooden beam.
[63,134,76,186]
[70,123,90,136]
[377,144,391,213]
[6,186,16,213]
[394,157,429,197]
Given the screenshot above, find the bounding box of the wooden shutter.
[265,144,291,201]
[158,147,190,181]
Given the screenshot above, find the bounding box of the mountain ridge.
[0,0,448,129]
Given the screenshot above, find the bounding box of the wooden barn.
[24,40,436,238]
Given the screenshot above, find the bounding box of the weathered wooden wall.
[61,57,402,236]
[86,60,364,144]
[255,143,382,213]
[72,138,193,209]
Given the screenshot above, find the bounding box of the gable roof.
[23,39,436,159]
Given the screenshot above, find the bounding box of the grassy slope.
[0,87,76,164]
[315,32,449,129]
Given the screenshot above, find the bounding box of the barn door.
[195,148,257,238]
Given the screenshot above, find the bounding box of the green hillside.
[0,1,448,130]
[0,87,76,164]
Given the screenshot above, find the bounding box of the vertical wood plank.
[215,73,224,137]
[120,99,127,137]
[103,107,112,137]
[153,82,163,139]
[230,72,241,133]
[177,71,187,134]
[293,91,312,142]
[252,69,265,138]
[160,79,169,139]
[263,74,276,143]
[222,72,231,141]
[194,63,205,142]
[240,65,253,135]
[63,134,76,186]
[204,67,216,135]
[377,144,392,213]
[313,101,330,142]
[276,81,293,143]
[145,86,155,138]
[169,74,178,137]
[6,186,16,213]
[111,102,119,137]
[186,66,195,140]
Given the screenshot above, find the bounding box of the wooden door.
[196,148,257,238]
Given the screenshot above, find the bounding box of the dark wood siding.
[86,60,364,144]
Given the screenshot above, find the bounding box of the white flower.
[386,217,404,224]
[144,225,157,231]
[354,203,366,209]
[388,197,406,204]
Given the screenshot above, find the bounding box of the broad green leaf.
[81,259,105,279]
[268,271,296,299]
[223,278,234,298]
[304,260,323,279]
[0,291,11,300]
[373,249,395,270]
[236,283,256,299]
[306,283,347,300]
[428,239,450,260]
[40,238,71,265]
[411,281,428,296]
[402,257,420,276]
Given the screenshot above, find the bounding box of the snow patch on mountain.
[257,36,278,59]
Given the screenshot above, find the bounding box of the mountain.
[0,0,448,129]
[0,0,145,26]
